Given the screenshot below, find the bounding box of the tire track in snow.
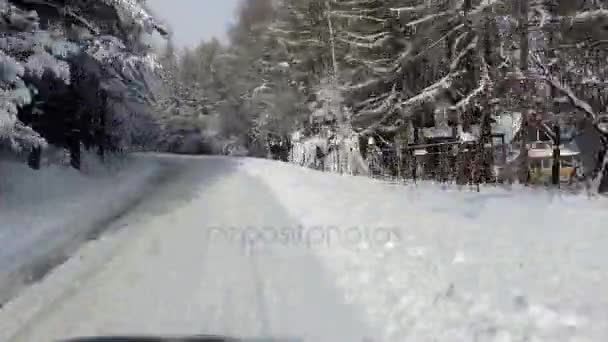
[1,155,238,342]
[3,156,378,342]
[248,249,271,336]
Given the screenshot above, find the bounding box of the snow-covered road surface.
[1,154,608,341]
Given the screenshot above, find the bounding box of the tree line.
[2,0,607,193]
[159,0,608,192]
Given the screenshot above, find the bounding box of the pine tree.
[0,0,167,166]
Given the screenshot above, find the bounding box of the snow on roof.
[528,145,580,159]
[413,149,428,156]
[460,131,478,142]
[422,126,452,138]
[291,130,302,141]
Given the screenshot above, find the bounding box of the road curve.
[0,155,374,342]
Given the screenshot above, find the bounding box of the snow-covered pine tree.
[338,0,502,134]
[270,0,339,99]
[1,1,48,153]
[1,0,167,167]
[152,37,211,154]
[328,0,505,182]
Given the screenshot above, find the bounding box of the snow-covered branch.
[572,9,608,23]
[531,53,597,121]
[450,35,478,71]
[406,12,451,27]
[399,70,464,109]
[451,53,490,112]
[330,11,386,23]
[389,5,426,15]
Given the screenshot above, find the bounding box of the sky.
[146,0,241,48]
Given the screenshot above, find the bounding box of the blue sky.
[147,0,240,48]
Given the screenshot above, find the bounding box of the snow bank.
[0,153,166,305]
[242,158,608,341]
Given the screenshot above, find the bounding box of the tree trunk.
[325,0,338,80]
[412,126,419,182]
[69,130,81,170]
[593,148,608,193]
[518,119,529,184]
[395,136,403,179]
[519,0,529,72]
[552,123,561,186]
[97,93,107,161]
[28,146,42,170]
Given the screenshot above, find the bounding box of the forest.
[2,0,608,193]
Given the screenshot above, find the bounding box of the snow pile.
[0,156,605,341]
[243,158,608,341]
[290,134,368,175]
[0,154,166,305]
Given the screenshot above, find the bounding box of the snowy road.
[0,155,374,342]
[1,154,608,341]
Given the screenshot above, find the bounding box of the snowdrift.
[243,158,608,342]
[0,154,167,305]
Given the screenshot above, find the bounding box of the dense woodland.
[2,0,608,193]
[156,0,608,193]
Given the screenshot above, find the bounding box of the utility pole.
[326,0,358,175]
[325,0,339,82]
[547,0,560,187]
[478,14,494,185]
[463,0,473,134]
[518,0,530,184]
[456,0,473,185]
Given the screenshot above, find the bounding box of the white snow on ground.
[0,154,166,304]
[243,158,608,342]
[0,155,374,342]
[0,155,607,342]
